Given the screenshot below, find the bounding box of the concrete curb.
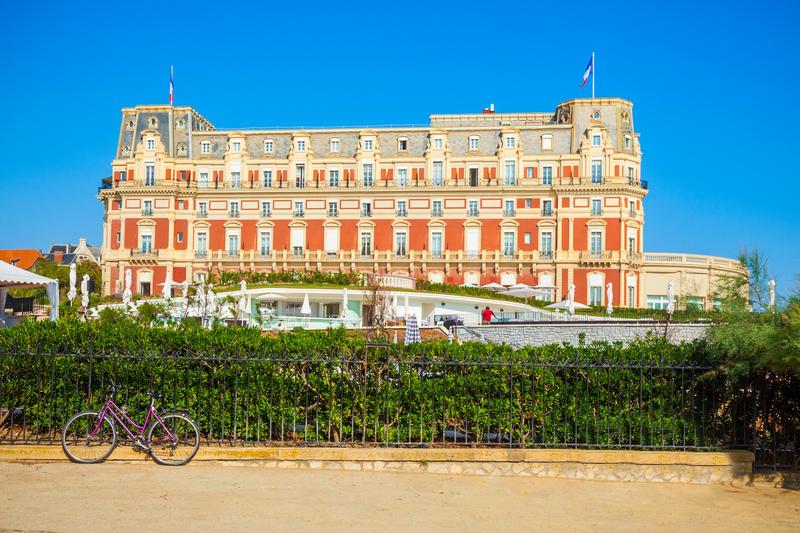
[0,445,754,485]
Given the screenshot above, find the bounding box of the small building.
[0,250,44,270]
[44,238,101,265]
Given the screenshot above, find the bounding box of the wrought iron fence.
[0,349,796,469]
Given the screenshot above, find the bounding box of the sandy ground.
[0,462,798,532]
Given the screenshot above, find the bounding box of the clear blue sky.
[1,1,797,293]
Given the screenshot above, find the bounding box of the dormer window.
[541,134,552,151]
[201,141,210,154]
[398,137,408,151]
[265,139,274,153]
[122,146,130,154]
[127,120,134,129]
[433,137,443,150]
[505,136,516,149]
[625,135,631,149]
[149,117,158,127]
[469,136,479,151]
[296,139,306,152]
[330,138,340,153]
[232,141,241,153]
[177,118,186,128]
[146,138,155,150]
[364,139,373,151]
[592,134,601,147]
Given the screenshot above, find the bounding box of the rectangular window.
[589,286,602,305]
[140,234,153,253]
[525,198,533,208]
[469,137,479,150]
[433,138,443,150]
[542,135,552,150]
[526,167,533,179]
[232,141,241,153]
[146,139,155,150]
[542,199,553,216]
[145,164,155,186]
[198,172,209,188]
[324,227,339,255]
[177,232,183,243]
[397,200,407,216]
[265,140,273,153]
[263,170,272,187]
[361,201,372,217]
[505,137,515,149]
[143,200,153,216]
[504,199,515,217]
[686,296,704,311]
[590,231,603,254]
[468,200,479,217]
[625,135,631,149]
[119,171,127,181]
[432,161,444,187]
[647,295,670,310]
[362,164,373,187]
[294,201,304,217]
[360,232,372,257]
[295,164,305,188]
[523,232,531,245]
[432,200,442,216]
[465,228,479,258]
[363,139,373,151]
[201,142,210,154]
[227,234,239,256]
[397,168,408,187]
[261,201,271,217]
[259,232,271,256]
[503,231,515,257]
[229,201,240,217]
[196,232,208,253]
[431,232,443,257]
[296,139,305,152]
[592,134,601,147]
[591,160,603,183]
[541,232,553,253]
[469,168,479,187]
[231,171,241,188]
[328,201,338,217]
[591,199,602,216]
[115,232,121,243]
[398,138,408,151]
[198,201,207,216]
[542,166,553,185]
[627,285,636,307]
[328,169,339,187]
[504,160,516,186]
[330,139,340,152]
[395,232,407,256]
[628,236,637,254]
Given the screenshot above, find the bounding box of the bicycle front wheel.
[61,411,117,464]
[147,413,200,466]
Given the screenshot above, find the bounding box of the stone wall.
[456,322,708,347]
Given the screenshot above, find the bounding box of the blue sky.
[1,0,797,294]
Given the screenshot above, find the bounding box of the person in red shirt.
[481,306,495,324]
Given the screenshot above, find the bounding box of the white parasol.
[300,293,311,316]
[507,283,530,291]
[606,282,613,316]
[506,287,550,299]
[340,288,348,318]
[122,269,132,306]
[545,300,590,311]
[666,281,676,315]
[80,274,90,309]
[67,263,77,305]
[238,280,248,318]
[180,281,189,299]
[768,279,776,309]
[162,270,173,300]
[206,284,217,316]
[481,282,505,291]
[567,283,576,315]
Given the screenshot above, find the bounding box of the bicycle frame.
[89,396,175,444]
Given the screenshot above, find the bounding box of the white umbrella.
[666,281,676,314]
[506,287,550,299]
[300,293,311,316]
[162,271,173,300]
[238,280,248,319]
[567,283,576,315]
[404,314,420,344]
[180,281,189,299]
[80,274,90,309]
[545,300,590,310]
[259,292,286,301]
[340,288,348,318]
[67,263,77,305]
[508,283,530,290]
[404,293,410,318]
[197,281,207,311]
[481,282,505,291]
[391,293,398,320]
[768,279,776,308]
[606,282,614,316]
[206,284,217,316]
[122,269,132,306]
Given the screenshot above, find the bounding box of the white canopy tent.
[0,260,59,322]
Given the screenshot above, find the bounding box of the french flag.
[169,66,174,105]
[581,56,593,88]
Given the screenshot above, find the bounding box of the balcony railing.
[396,209,408,217]
[228,211,240,218]
[292,247,304,258]
[394,250,408,259]
[540,208,554,217]
[360,210,372,218]
[259,249,272,258]
[503,209,516,217]
[467,209,480,217]
[227,250,240,258]
[195,250,208,259]
[591,208,603,216]
[580,251,613,263]
[626,251,642,262]
[539,251,554,260]
[196,210,208,218]
[431,209,443,217]
[131,248,158,258]
[327,209,339,217]
[628,208,637,217]
[465,251,480,260]
[261,210,272,217]
[293,210,305,217]
[141,208,153,216]
[430,251,443,259]
[591,176,605,184]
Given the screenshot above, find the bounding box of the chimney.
[79,237,87,247]
[490,103,495,112]
[53,251,63,264]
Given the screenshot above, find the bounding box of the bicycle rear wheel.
[147,413,200,466]
[61,411,117,464]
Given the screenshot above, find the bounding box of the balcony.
[503,208,516,217]
[626,251,643,262]
[539,251,554,260]
[195,250,208,259]
[503,179,517,187]
[360,250,373,259]
[628,208,637,217]
[396,209,408,217]
[467,208,480,217]
[293,210,305,217]
[502,251,516,259]
[259,249,272,258]
[431,209,443,217]
[394,250,408,259]
[228,210,240,218]
[292,247,304,258]
[196,210,208,218]
[540,208,554,217]
[579,251,613,264]
[261,210,272,218]
[141,208,153,216]
[227,250,240,259]
[590,176,605,185]
[465,251,480,260]
[430,251,443,260]
[591,208,603,216]
[327,209,339,217]
[360,209,372,218]
[131,248,158,258]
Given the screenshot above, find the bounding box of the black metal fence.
[0,350,796,469]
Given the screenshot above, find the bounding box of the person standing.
[481,306,495,325]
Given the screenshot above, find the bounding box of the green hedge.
[0,318,728,448]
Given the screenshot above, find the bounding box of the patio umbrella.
[606,282,614,316]
[481,282,505,291]
[122,269,132,306]
[391,294,398,320]
[80,274,90,309]
[340,288,348,318]
[238,280,249,318]
[506,287,550,299]
[666,281,675,315]
[206,284,217,317]
[508,283,530,291]
[162,270,173,300]
[567,283,576,315]
[404,314,420,345]
[300,293,311,316]
[404,293,410,318]
[545,300,590,311]
[67,263,77,305]
[768,279,776,308]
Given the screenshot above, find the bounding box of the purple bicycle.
[61,381,200,466]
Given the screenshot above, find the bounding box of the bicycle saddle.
[147,391,164,400]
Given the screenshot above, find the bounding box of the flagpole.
[592,51,595,100]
